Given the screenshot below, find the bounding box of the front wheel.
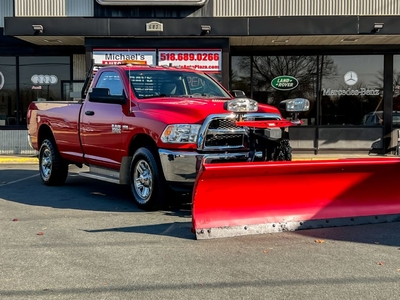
[274,139,292,161]
[130,147,166,211]
[39,139,69,185]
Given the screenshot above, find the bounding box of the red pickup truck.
[27,61,308,210]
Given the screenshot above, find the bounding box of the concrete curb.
[0,156,39,164]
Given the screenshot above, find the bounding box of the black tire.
[274,139,292,161]
[129,147,166,211]
[39,139,69,186]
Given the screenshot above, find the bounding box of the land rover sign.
[271,76,299,91]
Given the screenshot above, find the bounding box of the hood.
[137,97,280,124]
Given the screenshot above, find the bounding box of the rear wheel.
[39,139,69,185]
[130,147,166,211]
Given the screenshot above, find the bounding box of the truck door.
[80,70,125,169]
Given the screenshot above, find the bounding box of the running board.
[79,166,121,184]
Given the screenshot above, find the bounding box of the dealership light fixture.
[200,25,211,35]
[32,24,44,34]
[372,23,384,33]
[44,39,63,43]
[272,39,289,43]
[341,38,358,42]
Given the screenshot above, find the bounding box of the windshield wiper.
[140,95,159,99]
[140,94,172,99]
[189,93,229,98]
[188,93,212,98]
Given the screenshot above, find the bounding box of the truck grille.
[205,134,245,148]
[198,113,282,151]
[205,118,245,147]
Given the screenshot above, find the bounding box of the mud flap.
[192,158,400,239]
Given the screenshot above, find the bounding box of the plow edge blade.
[192,158,400,239]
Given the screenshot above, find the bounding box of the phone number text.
[159,52,220,62]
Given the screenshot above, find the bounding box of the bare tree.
[251,55,336,106]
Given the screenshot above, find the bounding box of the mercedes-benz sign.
[31,74,58,85]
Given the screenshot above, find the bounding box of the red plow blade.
[192,158,400,239]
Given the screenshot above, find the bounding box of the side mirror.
[88,88,126,105]
[230,90,247,98]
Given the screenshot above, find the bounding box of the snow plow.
[192,157,400,239]
[191,98,400,239]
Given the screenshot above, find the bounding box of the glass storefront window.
[251,55,317,125]
[393,55,400,127]
[320,55,383,126]
[19,56,70,125]
[0,57,17,126]
[230,56,251,97]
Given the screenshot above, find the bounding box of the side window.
[95,71,123,95]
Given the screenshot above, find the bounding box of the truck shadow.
[83,221,195,240]
[81,218,400,243]
[294,222,400,246]
[3,166,400,243]
[0,168,191,217]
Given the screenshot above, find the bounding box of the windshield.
[126,70,231,99]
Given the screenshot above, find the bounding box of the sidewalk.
[291,153,392,160]
[0,153,394,164]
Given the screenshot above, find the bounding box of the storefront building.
[1,0,400,154]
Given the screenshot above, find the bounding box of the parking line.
[0,174,39,186]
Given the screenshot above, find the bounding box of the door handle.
[85,111,95,116]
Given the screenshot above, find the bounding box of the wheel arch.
[38,124,55,147]
[128,133,159,156]
[120,134,161,185]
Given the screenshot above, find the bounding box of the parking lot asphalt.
[1,164,400,299]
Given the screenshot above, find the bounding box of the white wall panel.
[12,0,399,18]
[0,0,14,27]
[15,0,65,16]
[214,0,400,17]
[15,0,93,17]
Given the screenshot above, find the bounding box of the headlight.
[224,98,258,112]
[280,98,310,112]
[161,124,201,143]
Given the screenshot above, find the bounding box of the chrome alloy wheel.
[40,147,53,181]
[133,159,153,204]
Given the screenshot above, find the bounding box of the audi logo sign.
[0,71,4,90]
[31,74,58,85]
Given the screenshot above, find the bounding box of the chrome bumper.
[159,149,249,183]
